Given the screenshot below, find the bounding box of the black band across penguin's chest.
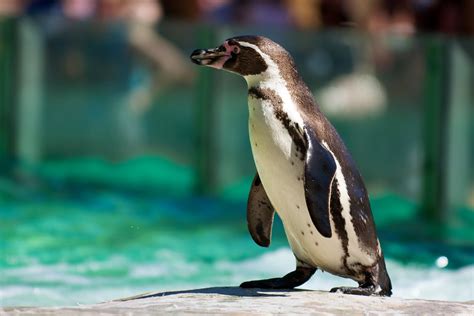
[249,86,306,158]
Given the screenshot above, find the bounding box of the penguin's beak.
[190,47,231,69]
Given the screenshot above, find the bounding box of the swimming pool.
[1,183,473,307]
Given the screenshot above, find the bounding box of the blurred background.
[0,0,473,307]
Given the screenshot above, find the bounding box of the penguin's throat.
[246,80,305,129]
[244,73,268,88]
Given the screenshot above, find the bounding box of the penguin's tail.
[376,254,392,296]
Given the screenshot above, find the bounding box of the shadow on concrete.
[116,286,311,301]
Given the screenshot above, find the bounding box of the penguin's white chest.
[248,96,347,274]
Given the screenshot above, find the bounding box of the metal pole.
[0,18,17,171]
[16,17,44,166]
[444,42,472,213]
[421,36,448,223]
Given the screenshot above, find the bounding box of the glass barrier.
[0,17,473,228]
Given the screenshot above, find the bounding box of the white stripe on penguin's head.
[238,41,304,127]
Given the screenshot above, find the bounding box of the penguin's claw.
[330,285,378,296]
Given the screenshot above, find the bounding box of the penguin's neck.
[244,73,304,127]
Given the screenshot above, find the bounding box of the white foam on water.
[1,248,473,306]
[0,250,205,307]
[387,260,474,301]
[215,248,294,275]
[3,263,92,285]
[129,263,168,278]
[0,286,65,304]
[130,258,199,279]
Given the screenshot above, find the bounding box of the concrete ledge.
[3,287,473,315]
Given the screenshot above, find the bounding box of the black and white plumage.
[190,36,392,296]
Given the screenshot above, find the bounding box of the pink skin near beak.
[206,41,234,69]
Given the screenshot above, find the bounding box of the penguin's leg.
[240,266,316,289]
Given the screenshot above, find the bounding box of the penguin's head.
[191,35,283,76]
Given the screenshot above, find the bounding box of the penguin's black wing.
[247,173,275,247]
[303,126,337,238]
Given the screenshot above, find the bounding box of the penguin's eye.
[232,46,240,54]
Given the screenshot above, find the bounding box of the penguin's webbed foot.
[240,266,316,289]
[330,285,379,296]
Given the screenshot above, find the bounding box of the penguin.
[190,36,392,296]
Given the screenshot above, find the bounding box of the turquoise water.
[1,182,473,306]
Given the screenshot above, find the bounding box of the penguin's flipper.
[303,127,337,238]
[247,173,275,247]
